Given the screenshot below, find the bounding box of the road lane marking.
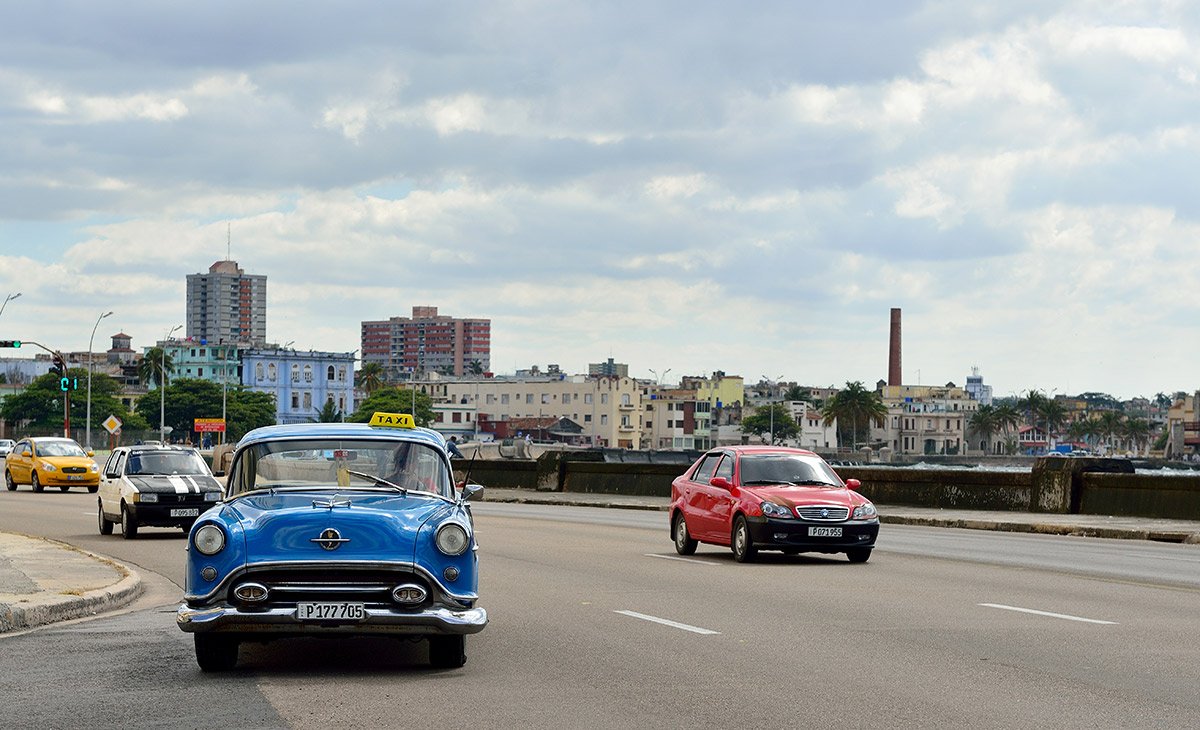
[644,553,720,566]
[979,603,1118,625]
[614,610,721,635]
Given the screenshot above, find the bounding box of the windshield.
[229,438,453,499]
[126,450,210,476]
[36,440,87,458]
[739,453,842,486]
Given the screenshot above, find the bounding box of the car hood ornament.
[310,527,350,550]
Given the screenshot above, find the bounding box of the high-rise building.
[361,306,490,380]
[185,260,267,346]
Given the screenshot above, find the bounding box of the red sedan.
[669,446,879,563]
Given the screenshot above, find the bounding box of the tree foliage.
[348,387,436,427]
[137,347,175,388]
[1,369,148,432]
[134,378,275,442]
[741,403,798,445]
[821,381,887,449]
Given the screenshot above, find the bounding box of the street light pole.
[0,292,21,319]
[762,374,783,445]
[85,311,113,449]
[160,324,182,442]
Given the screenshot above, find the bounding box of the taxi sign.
[368,412,416,429]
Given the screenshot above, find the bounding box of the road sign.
[102,415,122,434]
[194,418,226,433]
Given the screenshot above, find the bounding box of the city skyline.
[2,2,1198,401]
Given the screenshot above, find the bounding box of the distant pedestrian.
[447,436,464,459]
[525,433,532,447]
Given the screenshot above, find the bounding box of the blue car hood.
[225,490,451,564]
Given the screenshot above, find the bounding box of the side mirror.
[212,471,226,478]
[844,478,861,491]
[87,450,95,457]
[709,476,733,490]
[459,483,484,502]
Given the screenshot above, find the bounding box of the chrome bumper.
[177,603,488,636]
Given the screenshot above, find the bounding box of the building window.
[198,368,204,377]
[501,394,509,404]
[621,394,631,406]
[526,394,533,404]
[291,393,299,409]
[304,365,313,383]
[338,366,346,382]
[601,415,608,425]
[452,412,462,423]
[601,394,608,405]
[291,364,300,383]
[268,363,277,381]
[303,392,312,409]
[585,394,593,405]
[542,394,550,404]
[327,366,335,380]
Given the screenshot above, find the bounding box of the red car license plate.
[808,526,842,537]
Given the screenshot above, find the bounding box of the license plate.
[170,508,200,518]
[296,602,366,621]
[67,475,83,481]
[808,526,843,537]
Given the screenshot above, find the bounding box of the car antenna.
[458,448,478,495]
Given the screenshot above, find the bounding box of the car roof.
[118,444,199,453]
[236,421,447,452]
[715,445,820,457]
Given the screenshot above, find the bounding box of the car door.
[11,440,32,482]
[706,453,738,541]
[98,450,125,517]
[680,453,722,541]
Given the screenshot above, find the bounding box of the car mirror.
[458,483,484,502]
[212,470,226,478]
[87,450,95,457]
[844,478,861,491]
[709,476,733,490]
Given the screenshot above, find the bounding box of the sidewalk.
[0,533,142,633]
[479,488,1200,544]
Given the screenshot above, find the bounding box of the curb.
[0,540,144,634]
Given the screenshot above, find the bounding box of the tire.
[782,548,800,556]
[194,634,239,672]
[731,516,757,563]
[672,513,697,555]
[428,635,466,669]
[59,485,70,493]
[121,504,139,539]
[87,485,98,494]
[98,501,113,535]
[31,472,43,493]
[847,548,872,564]
[4,470,15,491]
[181,520,196,533]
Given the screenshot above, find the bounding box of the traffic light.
[0,340,20,348]
[50,352,66,376]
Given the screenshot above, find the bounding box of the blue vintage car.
[177,413,487,671]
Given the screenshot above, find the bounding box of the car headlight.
[761,501,794,519]
[204,491,221,502]
[89,464,99,473]
[435,522,470,556]
[138,492,159,503]
[852,502,878,520]
[41,462,57,472]
[194,525,226,555]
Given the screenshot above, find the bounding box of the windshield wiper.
[344,469,407,495]
[742,479,798,486]
[792,479,839,487]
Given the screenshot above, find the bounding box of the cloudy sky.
[1,1,1196,400]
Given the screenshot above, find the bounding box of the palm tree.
[821,381,888,450]
[1122,418,1153,456]
[311,399,342,423]
[467,359,484,375]
[968,404,1000,454]
[355,362,385,395]
[137,347,174,388]
[1036,399,1068,447]
[1097,411,1125,454]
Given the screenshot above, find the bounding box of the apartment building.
[641,385,712,450]
[242,347,357,425]
[418,374,642,448]
[185,260,267,346]
[361,306,490,380]
[873,383,978,456]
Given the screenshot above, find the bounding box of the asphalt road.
[1,490,1198,729]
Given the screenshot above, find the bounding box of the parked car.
[4,437,100,493]
[670,446,879,563]
[0,439,14,459]
[177,412,487,672]
[97,444,224,539]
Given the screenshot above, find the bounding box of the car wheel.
[31,472,43,493]
[181,520,196,533]
[194,634,239,672]
[98,501,113,535]
[4,470,15,491]
[672,513,697,555]
[782,548,800,556]
[59,485,70,493]
[428,635,466,669]
[731,516,757,563]
[87,485,98,493]
[847,548,872,564]
[121,504,139,539]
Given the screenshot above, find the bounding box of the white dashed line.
[979,603,1118,625]
[644,553,721,566]
[614,610,721,635]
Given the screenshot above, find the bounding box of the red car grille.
[796,506,849,521]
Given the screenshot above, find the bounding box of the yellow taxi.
[4,437,100,493]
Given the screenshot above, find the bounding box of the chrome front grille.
[796,506,849,521]
[62,466,88,474]
[229,568,433,610]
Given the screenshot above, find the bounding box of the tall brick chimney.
[888,308,902,386]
